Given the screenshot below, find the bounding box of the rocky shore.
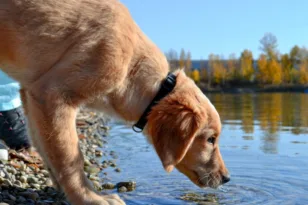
[0,108,135,205]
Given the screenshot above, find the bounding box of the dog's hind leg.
[24,87,125,205]
[19,88,62,191]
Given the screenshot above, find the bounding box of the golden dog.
[0,0,230,204]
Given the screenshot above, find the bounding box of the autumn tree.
[259,33,278,60]
[267,59,283,85]
[179,48,186,69]
[299,60,308,84]
[199,59,207,82]
[211,55,227,85]
[191,69,200,83]
[227,53,239,81]
[240,50,254,81]
[281,54,292,83]
[257,54,269,83]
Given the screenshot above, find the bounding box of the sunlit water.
[100,93,308,205]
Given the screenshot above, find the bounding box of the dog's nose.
[222,175,230,184]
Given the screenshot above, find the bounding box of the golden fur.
[0,0,229,204]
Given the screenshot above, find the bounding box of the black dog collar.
[132,72,177,133]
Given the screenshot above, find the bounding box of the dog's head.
[146,70,229,188]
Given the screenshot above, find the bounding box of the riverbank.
[0,108,132,205]
[198,83,308,93]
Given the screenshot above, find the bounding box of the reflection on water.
[101,93,308,205]
[209,93,308,155]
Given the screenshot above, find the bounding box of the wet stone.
[116,181,136,192]
[180,193,219,204]
[117,186,127,193]
[102,182,116,189]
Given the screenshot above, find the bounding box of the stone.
[2,179,12,186]
[27,176,38,184]
[117,186,127,193]
[19,191,39,201]
[84,166,100,174]
[102,182,115,189]
[20,176,27,183]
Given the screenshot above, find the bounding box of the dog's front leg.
[20,88,62,190]
[25,89,125,205]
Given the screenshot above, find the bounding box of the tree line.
[165,33,308,86]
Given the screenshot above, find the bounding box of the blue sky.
[120,0,308,60]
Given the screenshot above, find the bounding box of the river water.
[100,93,308,205]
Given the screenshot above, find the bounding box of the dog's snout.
[222,175,230,184]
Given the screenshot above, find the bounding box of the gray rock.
[0,170,5,177]
[0,145,8,161]
[27,176,38,184]
[84,166,100,174]
[20,176,27,183]
[14,180,23,187]
[46,179,53,187]
[20,164,27,171]
[3,179,12,186]
[40,170,49,177]
[102,182,115,189]
[16,196,27,203]
[117,186,127,193]
[19,191,39,201]
[32,183,41,189]
[8,194,16,201]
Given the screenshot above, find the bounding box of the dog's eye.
[207,137,215,144]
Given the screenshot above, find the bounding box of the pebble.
[41,170,49,177]
[117,186,127,193]
[46,179,53,187]
[27,176,38,184]
[3,179,13,186]
[19,191,39,201]
[84,166,100,174]
[0,143,8,161]
[16,196,26,203]
[14,180,23,187]
[0,108,132,204]
[20,176,27,183]
[102,182,116,189]
[116,181,136,192]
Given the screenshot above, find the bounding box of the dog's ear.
[147,97,203,172]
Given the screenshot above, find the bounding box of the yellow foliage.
[268,59,283,85]
[210,55,227,84]
[191,70,200,83]
[227,54,238,80]
[299,60,308,84]
[257,54,269,83]
[240,50,254,81]
[281,54,292,83]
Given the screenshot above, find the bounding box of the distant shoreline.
[198,84,308,94]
